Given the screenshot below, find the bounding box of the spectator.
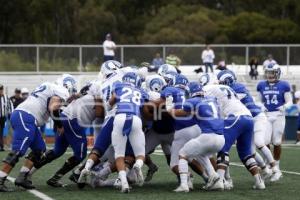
[249,57,259,80]
[0,84,13,151]
[263,54,277,68]
[21,87,29,100]
[201,45,215,73]
[150,53,164,72]
[10,88,23,109]
[166,51,181,73]
[103,33,116,61]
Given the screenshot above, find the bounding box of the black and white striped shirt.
[0,94,13,118]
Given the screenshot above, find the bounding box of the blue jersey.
[114,83,148,116]
[257,80,290,112]
[231,82,261,117]
[161,86,196,130]
[183,96,224,134]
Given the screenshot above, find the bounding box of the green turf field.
[0,146,299,200]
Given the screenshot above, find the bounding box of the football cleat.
[253,180,266,190]
[174,184,189,193]
[121,182,130,193]
[205,174,221,190]
[0,177,13,192]
[223,178,234,190]
[261,167,273,181]
[145,164,158,182]
[270,170,282,182]
[187,173,194,190]
[77,169,90,189]
[133,165,144,186]
[15,172,35,190]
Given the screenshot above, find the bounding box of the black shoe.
[15,172,35,189]
[0,177,13,192]
[145,164,158,182]
[46,177,65,188]
[69,172,80,183]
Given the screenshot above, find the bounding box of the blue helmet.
[188,82,204,97]
[122,72,142,87]
[264,64,281,82]
[158,64,177,76]
[217,70,236,86]
[170,74,189,89]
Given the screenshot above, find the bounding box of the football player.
[0,79,70,191]
[171,82,225,192]
[204,78,265,190]
[218,70,281,182]
[109,72,149,193]
[257,64,292,179]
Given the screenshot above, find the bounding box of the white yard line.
[6,176,55,200]
[152,151,300,176]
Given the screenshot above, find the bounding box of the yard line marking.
[230,162,300,176]
[152,152,300,176]
[6,176,55,200]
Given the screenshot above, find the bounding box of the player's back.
[203,84,251,117]
[114,83,147,116]
[231,82,261,117]
[62,94,96,127]
[186,96,224,134]
[17,82,69,126]
[161,86,186,109]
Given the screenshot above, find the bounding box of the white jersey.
[103,40,116,56]
[148,91,161,101]
[100,72,123,118]
[87,80,102,97]
[62,94,96,127]
[17,82,69,126]
[203,84,251,118]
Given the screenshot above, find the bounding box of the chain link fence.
[0,44,298,72]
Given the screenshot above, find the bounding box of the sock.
[260,146,275,164]
[85,159,95,171]
[255,153,266,168]
[178,159,188,186]
[29,167,37,176]
[254,174,263,184]
[0,171,8,178]
[134,159,144,169]
[20,166,30,173]
[275,160,280,170]
[217,169,225,180]
[119,170,127,185]
[225,167,231,180]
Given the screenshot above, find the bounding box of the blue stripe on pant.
[10,110,46,156]
[220,115,254,161]
[53,114,87,161]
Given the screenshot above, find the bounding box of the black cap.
[0,84,3,90]
[15,88,21,93]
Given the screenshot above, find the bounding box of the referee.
[0,84,13,151]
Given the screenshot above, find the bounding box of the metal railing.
[0,44,299,72]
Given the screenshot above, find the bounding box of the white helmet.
[146,75,166,92]
[158,64,177,77]
[100,60,122,79]
[21,87,29,94]
[56,74,77,95]
[199,73,218,86]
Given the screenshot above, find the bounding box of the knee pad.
[242,155,257,171]
[3,151,20,167]
[34,150,57,169]
[217,152,229,167]
[25,150,44,163]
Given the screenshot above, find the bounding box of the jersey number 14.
[264,94,278,105]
